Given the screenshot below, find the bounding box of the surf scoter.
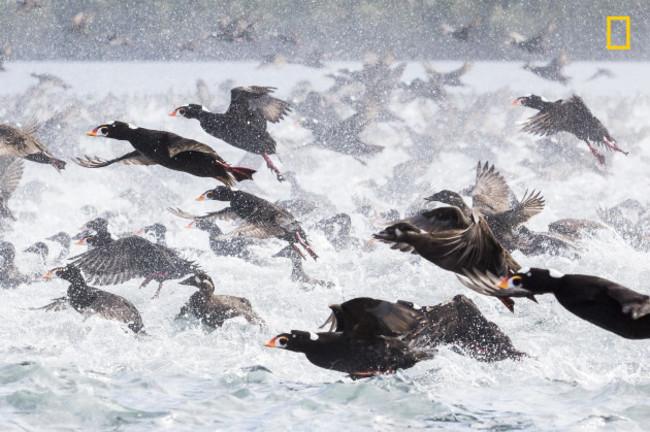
[80,121,255,187]
[424,61,472,87]
[135,223,167,246]
[0,241,29,288]
[265,295,523,378]
[423,164,575,257]
[45,231,72,263]
[43,264,145,334]
[0,122,66,171]
[176,272,263,328]
[441,18,481,42]
[299,110,384,158]
[167,207,258,261]
[197,186,318,260]
[425,161,544,224]
[70,229,200,298]
[513,94,627,164]
[0,157,24,220]
[265,298,433,378]
[170,86,290,182]
[24,242,48,264]
[373,207,526,312]
[460,268,650,339]
[522,50,570,85]
[505,21,556,53]
[272,245,333,288]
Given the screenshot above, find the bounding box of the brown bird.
[0,157,24,220]
[373,207,527,312]
[176,273,263,328]
[425,162,545,248]
[0,122,66,171]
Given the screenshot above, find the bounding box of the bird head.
[169,103,207,119]
[86,121,135,140]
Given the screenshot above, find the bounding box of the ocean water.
[0,61,649,431]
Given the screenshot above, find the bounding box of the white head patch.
[128,123,137,130]
[107,120,115,125]
[201,105,209,112]
[548,269,564,279]
[309,332,319,341]
[519,267,531,276]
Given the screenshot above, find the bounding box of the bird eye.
[179,108,185,114]
[100,127,109,135]
[511,276,522,287]
[279,337,288,346]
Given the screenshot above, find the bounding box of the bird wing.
[165,135,224,160]
[167,207,199,220]
[457,268,533,298]
[605,283,650,320]
[85,290,141,323]
[30,296,70,312]
[340,298,424,338]
[507,31,526,43]
[0,124,52,158]
[404,207,471,233]
[226,86,291,129]
[73,151,156,168]
[445,61,472,82]
[246,200,297,232]
[491,189,545,229]
[0,157,24,197]
[428,213,518,276]
[471,161,512,215]
[69,236,191,285]
[221,220,285,239]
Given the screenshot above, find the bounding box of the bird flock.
[0,41,648,380]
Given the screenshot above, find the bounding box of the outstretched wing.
[489,189,545,229]
[69,236,192,285]
[471,161,511,215]
[165,135,225,161]
[226,86,291,130]
[73,151,156,168]
[0,157,24,196]
[606,283,650,320]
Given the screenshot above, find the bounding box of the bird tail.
[229,166,256,182]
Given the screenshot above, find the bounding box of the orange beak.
[43,270,53,279]
[497,277,510,289]
[75,238,87,246]
[85,126,100,136]
[263,336,278,348]
[135,229,144,235]
[511,98,522,105]
[169,108,179,117]
[196,193,206,201]
[185,221,195,229]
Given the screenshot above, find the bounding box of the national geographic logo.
[607,17,630,50]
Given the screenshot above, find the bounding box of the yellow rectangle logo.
[607,16,630,50]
